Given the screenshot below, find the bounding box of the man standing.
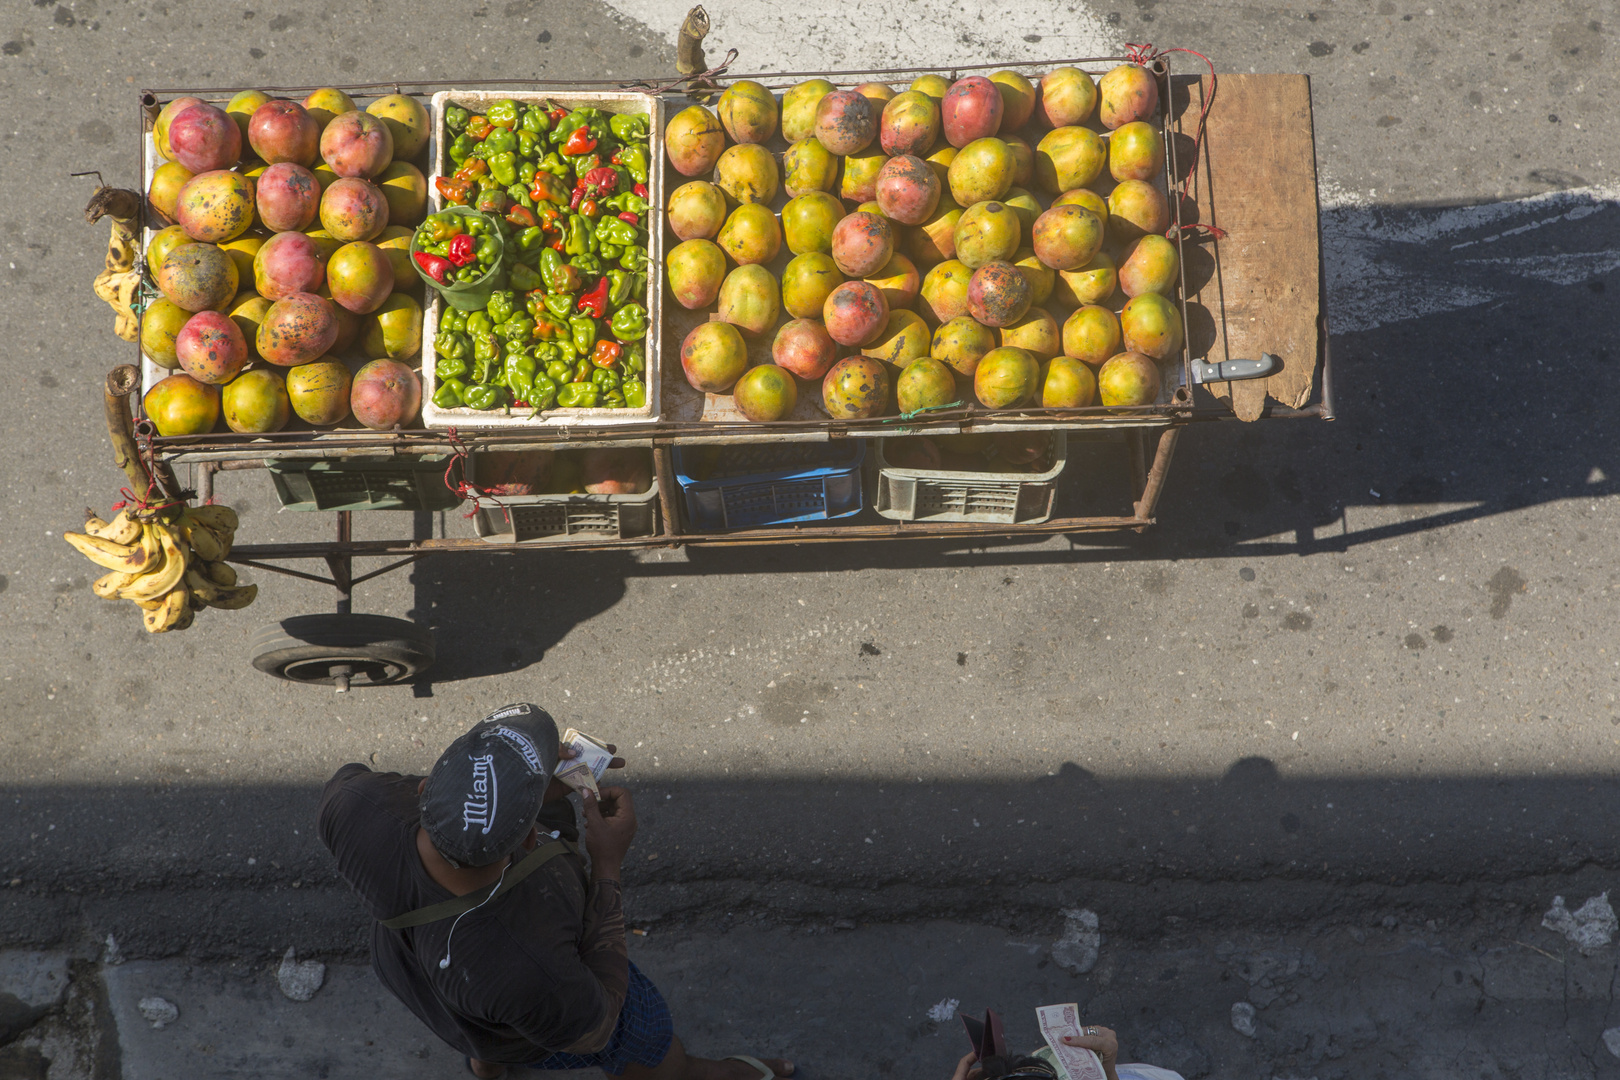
[319,703,792,1080]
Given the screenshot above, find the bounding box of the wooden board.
[1190,74,1321,421]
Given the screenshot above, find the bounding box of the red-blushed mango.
[226,91,271,142]
[989,71,1037,132]
[1118,234,1180,297]
[909,194,963,266]
[226,291,272,354]
[814,90,876,156]
[831,213,894,278]
[664,105,726,178]
[1036,68,1098,128]
[875,155,940,226]
[143,372,219,436]
[286,359,352,425]
[919,260,973,325]
[681,321,749,392]
[733,363,798,422]
[865,252,921,310]
[823,281,890,346]
[175,170,256,243]
[881,91,940,158]
[148,161,194,223]
[1063,305,1124,368]
[1055,251,1118,307]
[176,310,249,384]
[157,243,239,313]
[973,346,1040,408]
[773,318,840,380]
[1035,127,1106,193]
[1003,135,1034,188]
[1040,356,1097,407]
[254,231,326,300]
[666,239,728,310]
[350,358,421,430]
[1000,306,1062,361]
[895,356,958,414]
[667,181,728,241]
[367,94,431,161]
[582,450,652,493]
[168,104,242,174]
[1032,204,1104,270]
[377,161,428,226]
[1012,246,1054,306]
[942,76,1004,148]
[327,241,394,314]
[1120,292,1183,360]
[375,227,416,294]
[153,96,205,161]
[303,88,357,130]
[320,178,389,242]
[910,75,951,102]
[1110,121,1164,182]
[255,162,320,232]
[781,252,845,319]
[931,314,997,376]
[1053,187,1109,228]
[718,80,779,144]
[822,356,891,419]
[782,79,836,143]
[222,368,291,433]
[1107,179,1170,242]
[249,100,321,167]
[715,143,780,205]
[321,111,393,179]
[141,298,191,368]
[361,294,422,361]
[1099,63,1160,129]
[717,203,783,266]
[717,264,781,337]
[257,292,339,366]
[953,200,1021,270]
[947,137,1015,206]
[782,191,845,255]
[783,139,839,198]
[1097,351,1161,407]
[861,309,931,366]
[967,261,1032,327]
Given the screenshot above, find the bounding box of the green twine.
[882,400,964,424]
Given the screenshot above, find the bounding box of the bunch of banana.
[64,504,257,633]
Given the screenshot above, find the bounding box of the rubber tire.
[250,613,435,686]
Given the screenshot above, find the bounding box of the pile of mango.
[139,87,431,437]
[663,65,1181,422]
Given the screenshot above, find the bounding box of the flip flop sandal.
[464,1057,507,1079]
[726,1055,782,1080]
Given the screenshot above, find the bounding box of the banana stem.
[104,364,181,514]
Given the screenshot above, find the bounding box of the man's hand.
[544,742,628,803]
[948,1051,982,1080]
[582,785,637,881]
[1062,1026,1119,1080]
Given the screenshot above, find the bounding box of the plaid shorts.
[527,962,674,1075]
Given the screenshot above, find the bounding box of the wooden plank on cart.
[1193,74,1321,421]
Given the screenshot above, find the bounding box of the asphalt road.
[0,0,1617,960]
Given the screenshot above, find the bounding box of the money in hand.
[1035,1004,1106,1080]
[557,728,615,797]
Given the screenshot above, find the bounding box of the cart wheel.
[251,614,435,690]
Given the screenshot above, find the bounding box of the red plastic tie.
[441,427,506,519]
[1122,43,1222,238]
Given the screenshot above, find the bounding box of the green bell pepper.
[564,214,592,256]
[524,373,558,410]
[569,314,597,354]
[622,378,646,409]
[486,99,521,129]
[520,106,550,136]
[606,269,635,309]
[518,160,537,186]
[538,152,569,179]
[434,328,472,358]
[463,383,508,410]
[472,330,500,367]
[489,151,519,187]
[441,308,468,333]
[569,252,601,277]
[486,290,516,326]
[435,351,469,381]
[595,216,638,248]
[614,144,650,185]
[466,311,494,336]
[542,292,575,321]
[475,188,512,215]
[516,129,541,160]
[550,111,587,145]
[598,244,622,262]
[623,341,645,375]
[503,350,537,399]
[604,191,649,216]
[496,313,535,343]
[619,245,647,273]
[539,248,581,294]
[515,226,547,255]
[591,366,620,392]
[445,105,470,134]
[433,376,467,410]
[508,262,543,292]
[481,127,518,156]
[476,235,500,266]
[610,303,648,341]
[603,389,626,409]
[556,382,599,409]
[449,134,478,167]
[507,186,536,212]
[571,358,592,384]
[608,113,649,142]
[546,359,573,384]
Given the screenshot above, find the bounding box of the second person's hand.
[583,785,637,881]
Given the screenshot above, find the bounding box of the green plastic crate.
[267,456,463,512]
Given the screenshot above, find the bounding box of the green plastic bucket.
[409,205,507,311]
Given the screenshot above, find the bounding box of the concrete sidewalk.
[7,906,1620,1080]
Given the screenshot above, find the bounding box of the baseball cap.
[419,703,560,867]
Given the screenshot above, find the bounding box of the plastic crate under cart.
[873,433,1068,525]
[464,453,660,544]
[672,441,866,531]
[267,456,463,513]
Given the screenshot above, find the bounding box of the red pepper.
[454,158,489,181]
[546,105,568,124]
[581,166,619,198]
[579,199,598,218]
[536,205,561,231]
[618,211,640,226]
[465,115,493,140]
[505,205,539,228]
[568,180,585,211]
[413,251,451,284]
[550,236,566,252]
[633,182,648,199]
[562,127,598,156]
[435,176,474,206]
[578,277,610,319]
[445,233,476,267]
[590,340,622,368]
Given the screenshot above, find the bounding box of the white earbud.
[439,860,511,971]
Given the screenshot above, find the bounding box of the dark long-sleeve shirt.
[317,764,628,1064]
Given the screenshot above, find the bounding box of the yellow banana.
[203,561,237,587]
[121,524,188,603]
[64,530,150,572]
[182,521,224,563]
[203,582,257,610]
[85,509,142,545]
[183,567,223,604]
[183,504,239,533]
[92,569,140,599]
[142,587,190,633]
[171,604,196,631]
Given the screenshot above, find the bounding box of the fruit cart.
[88,51,1331,688]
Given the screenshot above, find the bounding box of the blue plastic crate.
[673,441,866,531]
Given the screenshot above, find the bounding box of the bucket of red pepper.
[409,205,508,311]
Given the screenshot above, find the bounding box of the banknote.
[1035,1004,1107,1080]
[556,728,615,796]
